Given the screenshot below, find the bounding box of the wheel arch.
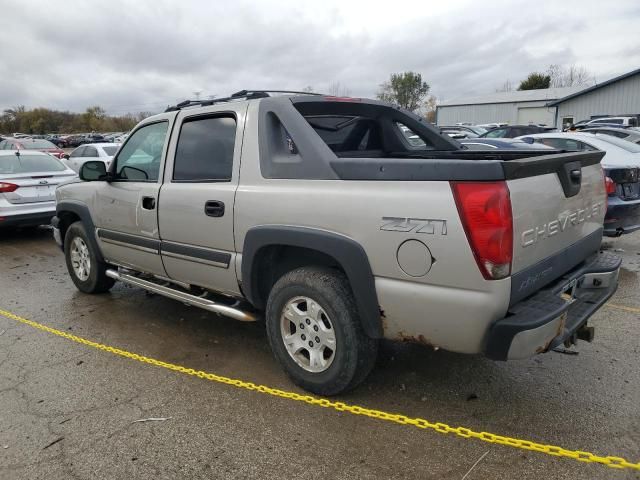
[241,226,382,338]
[56,201,104,262]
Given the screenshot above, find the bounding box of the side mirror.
[520,137,535,144]
[80,161,107,181]
[63,154,70,159]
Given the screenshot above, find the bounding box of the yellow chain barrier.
[1,307,638,471]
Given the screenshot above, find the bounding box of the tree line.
[0,106,148,135]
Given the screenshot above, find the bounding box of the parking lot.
[0,229,637,479]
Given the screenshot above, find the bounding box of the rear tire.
[64,221,114,293]
[266,266,378,396]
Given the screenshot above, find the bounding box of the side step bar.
[106,269,258,322]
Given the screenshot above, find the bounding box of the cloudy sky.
[2,0,639,115]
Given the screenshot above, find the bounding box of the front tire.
[266,267,378,396]
[64,221,114,293]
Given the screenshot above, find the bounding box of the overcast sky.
[2,0,639,115]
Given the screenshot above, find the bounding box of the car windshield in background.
[593,134,640,153]
[102,146,119,156]
[0,154,66,174]
[20,140,58,149]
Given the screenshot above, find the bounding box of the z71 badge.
[380,217,447,235]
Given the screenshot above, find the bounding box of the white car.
[0,150,76,228]
[63,143,121,173]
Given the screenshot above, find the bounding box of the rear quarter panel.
[235,104,511,353]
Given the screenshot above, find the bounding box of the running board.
[105,269,258,322]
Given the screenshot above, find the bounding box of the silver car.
[0,150,76,228]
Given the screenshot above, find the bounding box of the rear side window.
[83,146,98,157]
[173,116,236,182]
[0,154,66,174]
[20,140,57,149]
[485,128,507,138]
[102,146,118,156]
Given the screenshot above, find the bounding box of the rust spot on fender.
[397,332,435,348]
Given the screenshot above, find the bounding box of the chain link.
[1,308,638,471]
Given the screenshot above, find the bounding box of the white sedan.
[63,143,121,173]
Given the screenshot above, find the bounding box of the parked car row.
[439,123,556,140]
[0,137,66,159]
[48,132,128,148]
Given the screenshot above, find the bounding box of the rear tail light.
[451,181,513,280]
[0,182,19,193]
[605,176,616,195]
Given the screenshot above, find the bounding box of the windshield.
[593,134,640,153]
[102,146,119,156]
[20,139,58,149]
[0,154,67,174]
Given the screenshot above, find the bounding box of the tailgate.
[505,152,606,301]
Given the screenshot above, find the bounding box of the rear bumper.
[603,196,640,236]
[0,211,56,228]
[485,251,621,360]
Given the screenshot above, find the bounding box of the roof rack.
[165,90,323,112]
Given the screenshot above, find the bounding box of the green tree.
[517,73,551,90]
[377,72,430,111]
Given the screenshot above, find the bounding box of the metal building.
[547,68,640,127]
[435,87,582,126]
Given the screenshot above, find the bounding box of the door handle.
[142,196,156,210]
[204,200,225,217]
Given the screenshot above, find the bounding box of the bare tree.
[495,80,513,92]
[328,81,351,97]
[548,64,594,87]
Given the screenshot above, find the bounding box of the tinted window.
[485,128,507,138]
[535,138,579,150]
[102,146,118,156]
[594,135,640,153]
[114,121,168,182]
[19,139,57,149]
[83,146,98,157]
[0,141,6,150]
[0,154,66,174]
[173,116,236,182]
[593,118,623,124]
[70,146,85,157]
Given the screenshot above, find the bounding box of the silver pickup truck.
[52,91,621,395]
